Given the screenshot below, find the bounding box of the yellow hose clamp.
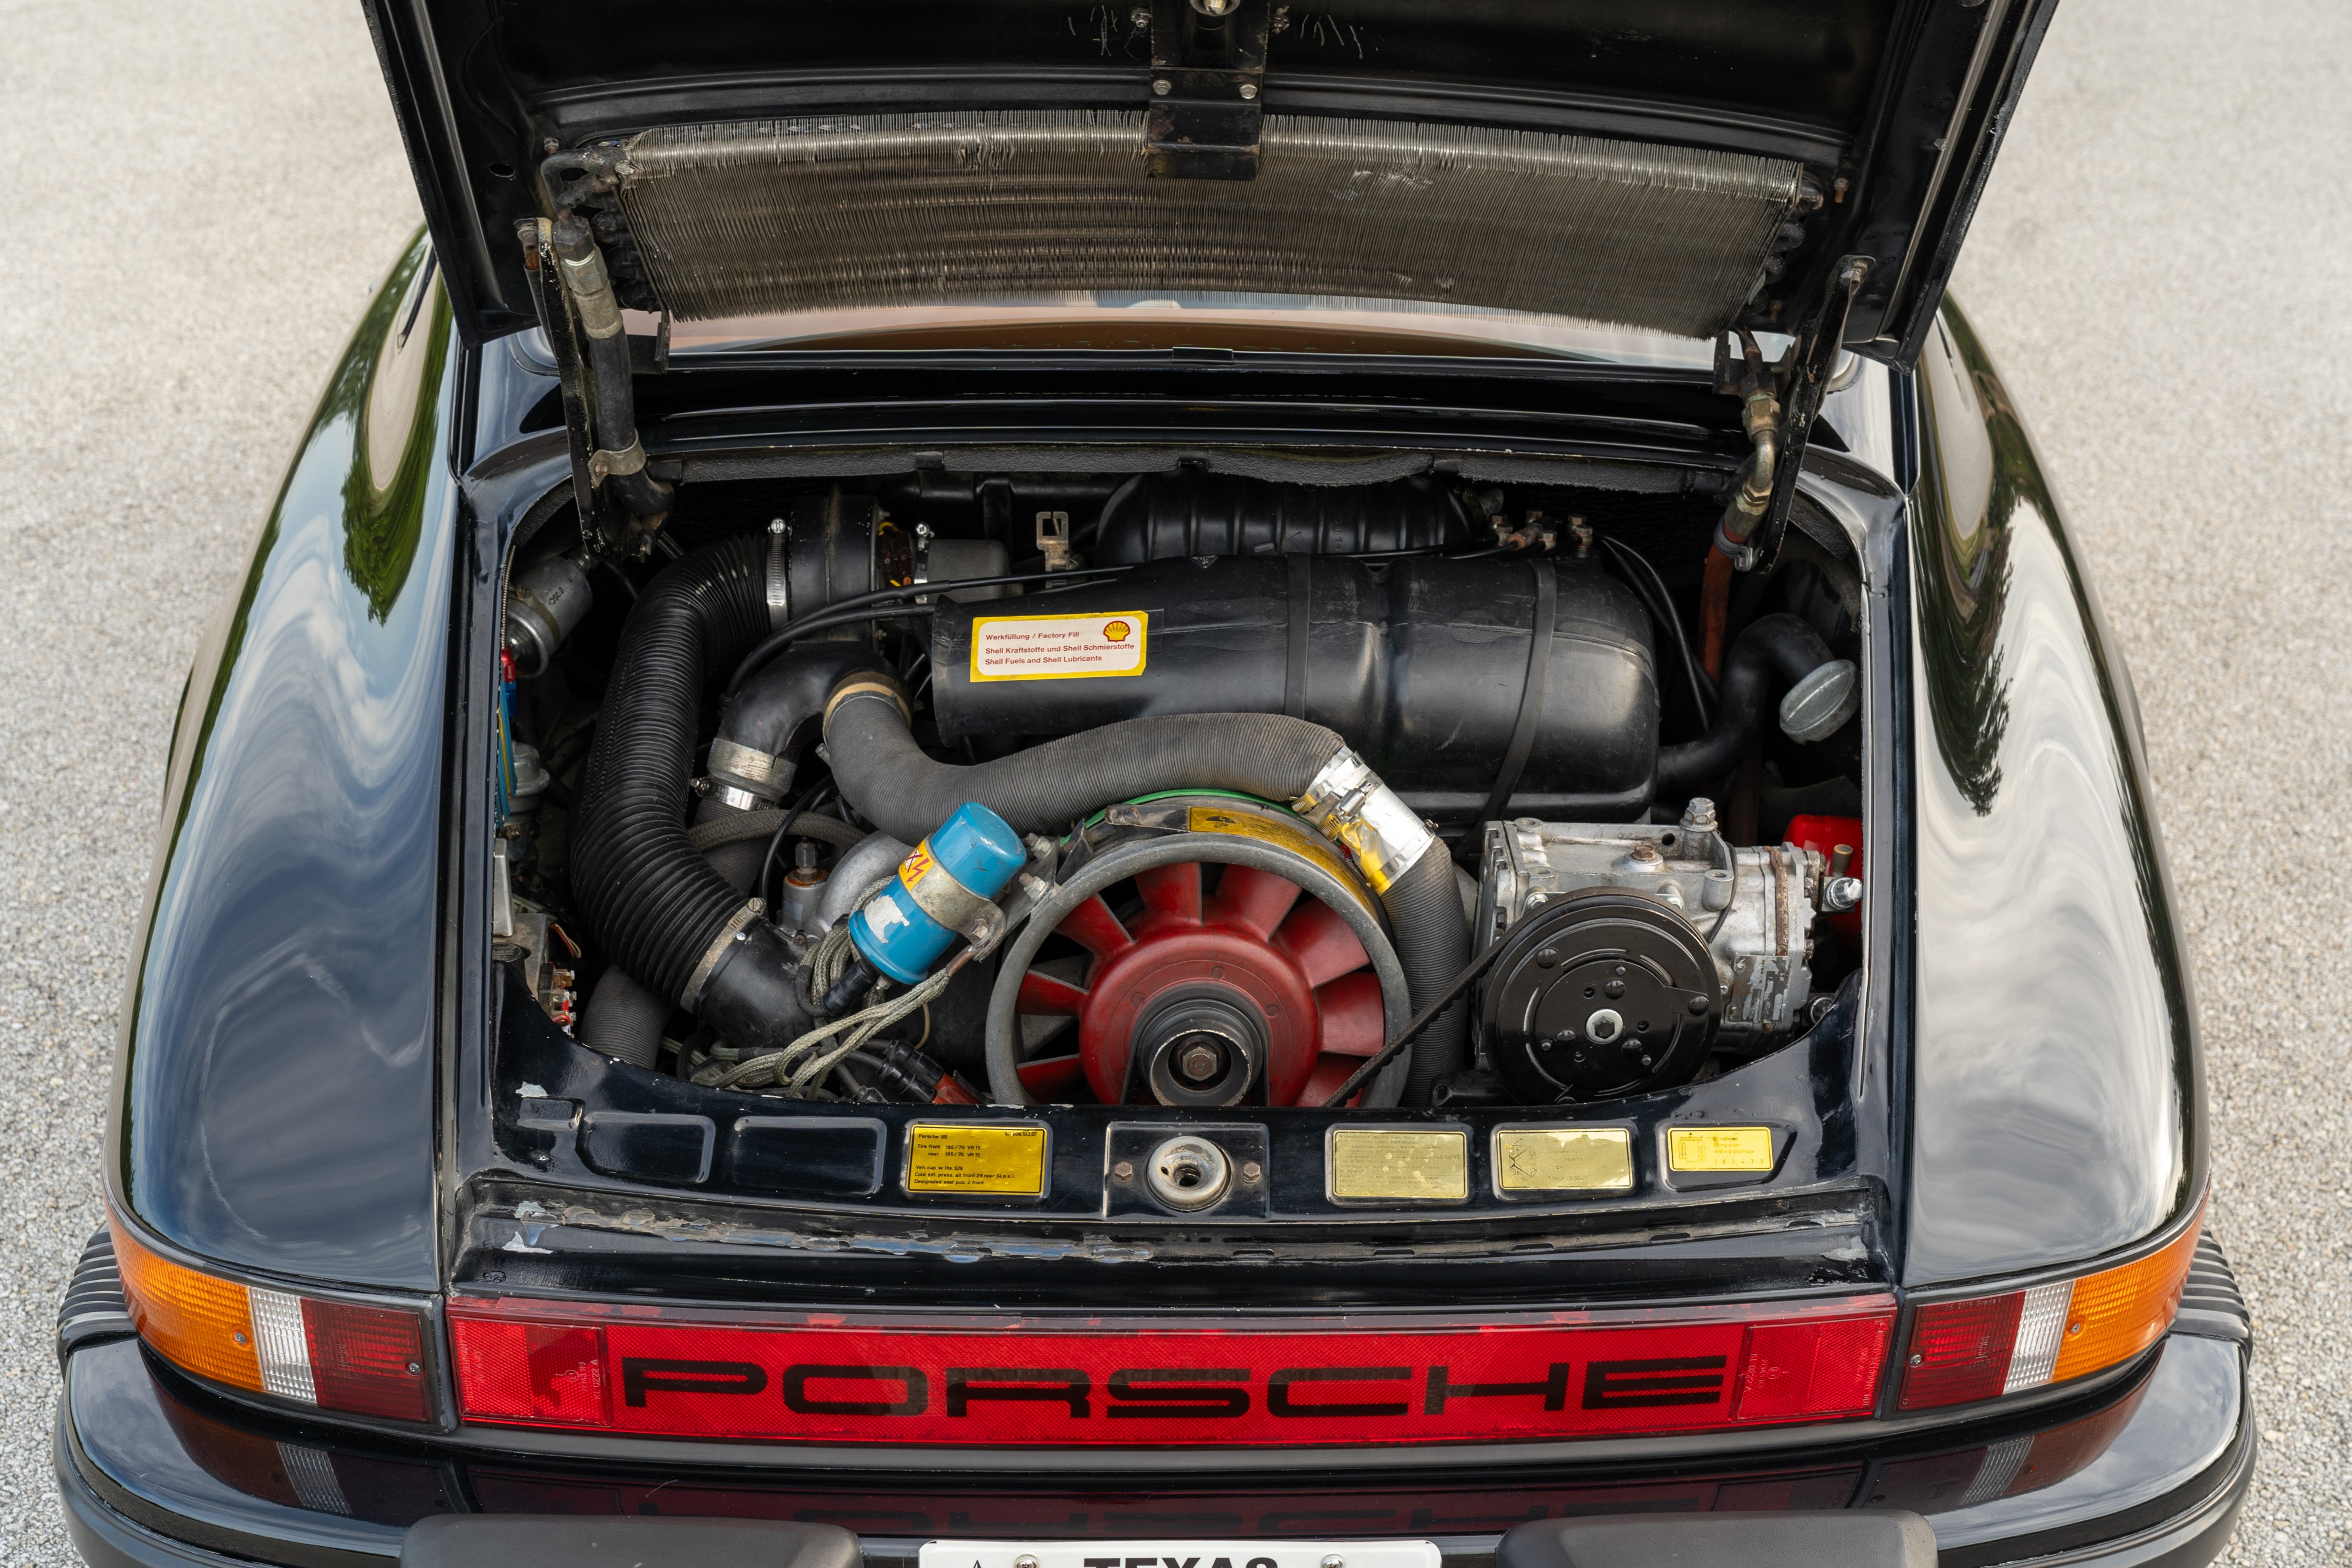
[821,676,913,734]
[1291,748,1435,895]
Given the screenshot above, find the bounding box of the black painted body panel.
[106,234,457,1291]
[1901,303,2204,1285]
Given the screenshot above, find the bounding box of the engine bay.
[490,464,1868,1149]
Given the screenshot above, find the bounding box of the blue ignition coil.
[847,802,1028,985]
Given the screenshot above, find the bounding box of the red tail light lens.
[1897,1292,2024,1410]
[447,1295,1894,1447]
[303,1299,432,1422]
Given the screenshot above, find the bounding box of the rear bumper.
[57,1325,2251,1568]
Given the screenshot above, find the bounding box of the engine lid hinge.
[1147,0,1272,180]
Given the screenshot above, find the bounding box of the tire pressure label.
[970,611,1147,681]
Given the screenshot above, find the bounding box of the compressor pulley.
[1481,890,1722,1102]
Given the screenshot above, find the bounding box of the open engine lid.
[365,0,2054,365]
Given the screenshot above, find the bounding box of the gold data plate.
[1326,1126,1470,1203]
[1665,1125,1777,1174]
[904,1123,1050,1196]
[1493,1126,1635,1195]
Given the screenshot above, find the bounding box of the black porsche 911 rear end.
[60,2,2251,1565]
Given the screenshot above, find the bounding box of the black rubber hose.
[578,968,668,1069]
[570,537,816,1054]
[711,643,886,787]
[826,686,1472,1104]
[551,215,673,527]
[1655,613,1839,797]
[1382,843,1472,1101]
[825,693,1347,844]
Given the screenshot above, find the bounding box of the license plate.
[919,1542,1441,1568]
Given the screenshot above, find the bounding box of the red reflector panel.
[448,1297,1894,1447]
[302,1299,432,1422]
[1736,1314,1891,1422]
[451,1318,610,1426]
[1897,1292,2024,1410]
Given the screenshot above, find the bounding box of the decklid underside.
[364,0,2054,359]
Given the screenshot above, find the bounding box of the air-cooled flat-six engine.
[497,472,1865,1115]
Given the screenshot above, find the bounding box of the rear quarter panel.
[1903,300,2204,1283]
[106,233,457,1289]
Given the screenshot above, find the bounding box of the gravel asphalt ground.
[1,0,2344,1561]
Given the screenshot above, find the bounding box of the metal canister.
[847,802,1027,984]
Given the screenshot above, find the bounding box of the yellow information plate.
[1328,1128,1469,1202]
[1495,1128,1635,1193]
[969,611,1147,681]
[905,1124,1048,1195]
[1665,1125,1776,1173]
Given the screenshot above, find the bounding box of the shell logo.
[1101,618,1134,643]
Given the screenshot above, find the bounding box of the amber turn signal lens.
[109,1218,265,1393]
[2050,1207,2204,1383]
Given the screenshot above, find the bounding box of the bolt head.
[1238,81,1259,99]
[1114,1161,1135,1181]
[1152,78,1173,95]
[1191,0,1240,14]
[1322,1557,1345,1568]
[1241,1161,1263,1182]
[1018,1557,1041,1568]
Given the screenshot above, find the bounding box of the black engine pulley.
[1480,891,1719,1103]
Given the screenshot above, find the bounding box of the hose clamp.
[821,676,913,735]
[707,738,790,800]
[899,855,1007,950]
[588,439,647,482]
[765,517,791,629]
[680,900,767,1010]
[1711,515,1761,571]
[1291,748,1436,894]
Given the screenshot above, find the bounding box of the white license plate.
[919,1542,1441,1568]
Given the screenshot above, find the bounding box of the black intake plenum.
[931,555,1658,825]
[1093,473,1471,563]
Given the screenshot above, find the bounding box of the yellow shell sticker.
[1495,1128,1634,1192]
[970,611,1148,681]
[1328,1128,1469,1201]
[906,1124,1048,1195]
[1666,1125,1776,1173]
[1184,805,1375,917]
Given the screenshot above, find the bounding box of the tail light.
[109,1215,434,1423]
[447,1293,1896,1446]
[1897,1203,2203,1412]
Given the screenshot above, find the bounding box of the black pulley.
[1479,891,1719,1102]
